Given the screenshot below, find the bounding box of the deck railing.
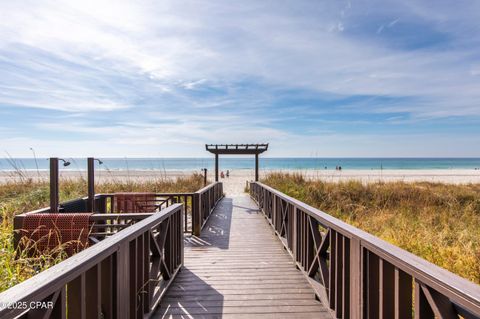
[192,182,224,236]
[13,191,199,241]
[250,182,480,319]
[0,204,184,319]
[96,192,195,233]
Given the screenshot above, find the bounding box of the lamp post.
[49,158,70,213]
[87,157,103,212]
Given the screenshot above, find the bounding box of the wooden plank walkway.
[154,195,332,319]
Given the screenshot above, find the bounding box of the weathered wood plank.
[158,305,328,315]
[153,195,331,318]
[157,314,329,319]
[159,299,322,307]
[161,293,319,302]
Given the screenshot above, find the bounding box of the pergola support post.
[255,153,259,181]
[215,154,219,182]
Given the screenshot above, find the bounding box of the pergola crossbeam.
[206,144,269,181]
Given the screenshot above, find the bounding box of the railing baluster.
[68,273,86,319]
[116,242,130,319]
[183,195,188,233]
[85,264,101,318]
[414,280,435,319]
[367,251,380,319]
[343,237,350,319]
[394,268,412,319]
[53,287,67,319]
[380,259,395,319]
[288,203,293,252]
[101,255,114,319]
[129,239,137,319]
[329,229,337,310]
[350,238,362,319]
[303,211,307,268]
[306,215,315,276]
[143,232,150,313]
[335,233,344,318]
[292,206,298,262]
[136,234,144,319]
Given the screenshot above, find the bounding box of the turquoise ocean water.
[1,158,480,171]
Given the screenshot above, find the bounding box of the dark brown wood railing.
[192,182,224,236]
[0,204,184,319]
[13,189,209,240]
[250,182,480,319]
[96,193,195,233]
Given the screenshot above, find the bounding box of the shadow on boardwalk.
[155,195,331,319]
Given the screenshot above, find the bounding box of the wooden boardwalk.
[154,195,331,318]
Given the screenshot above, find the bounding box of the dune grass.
[262,172,480,284]
[0,174,204,292]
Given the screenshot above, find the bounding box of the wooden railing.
[96,193,195,233]
[250,182,480,319]
[0,204,184,319]
[192,182,224,236]
[13,192,197,239]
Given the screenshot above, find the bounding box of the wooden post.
[203,168,207,186]
[350,238,363,318]
[215,154,219,182]
[116,242,130,319]
[192,193,201,236]
[255,153,259,181]
[50,157,59,213]
[87,157,95,212]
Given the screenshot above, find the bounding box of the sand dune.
[2,168,480,195]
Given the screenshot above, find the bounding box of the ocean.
[1,158,480,171]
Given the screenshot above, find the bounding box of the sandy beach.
[1,168,480,195]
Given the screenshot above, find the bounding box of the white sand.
[1,169,480,195]
[223,169,480,194]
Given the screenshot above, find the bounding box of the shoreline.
[2,169,480,195]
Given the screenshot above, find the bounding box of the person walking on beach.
[220,171,225,178]
[226,170,230,178]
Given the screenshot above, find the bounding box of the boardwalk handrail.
[192,181,223,236]
[0,204,184,319]
[250,182,480,319]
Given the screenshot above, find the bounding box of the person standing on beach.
[226,170,230,178]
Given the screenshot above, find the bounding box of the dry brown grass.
[262,172,480,284]
[0,174,204,292]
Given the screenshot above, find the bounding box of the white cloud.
[1,0,479,116]
[1,0,480,156]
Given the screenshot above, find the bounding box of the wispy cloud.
[1,0,480,156]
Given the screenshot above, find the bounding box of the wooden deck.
[154,195,332,318]
[3,180,480,319]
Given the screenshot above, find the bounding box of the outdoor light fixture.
[59,158,71,167]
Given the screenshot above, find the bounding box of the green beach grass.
[0,174,204,292]
[262,172,480,284]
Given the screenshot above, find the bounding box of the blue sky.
[1,0,480,157]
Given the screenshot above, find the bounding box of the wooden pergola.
[206,144,269,181]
